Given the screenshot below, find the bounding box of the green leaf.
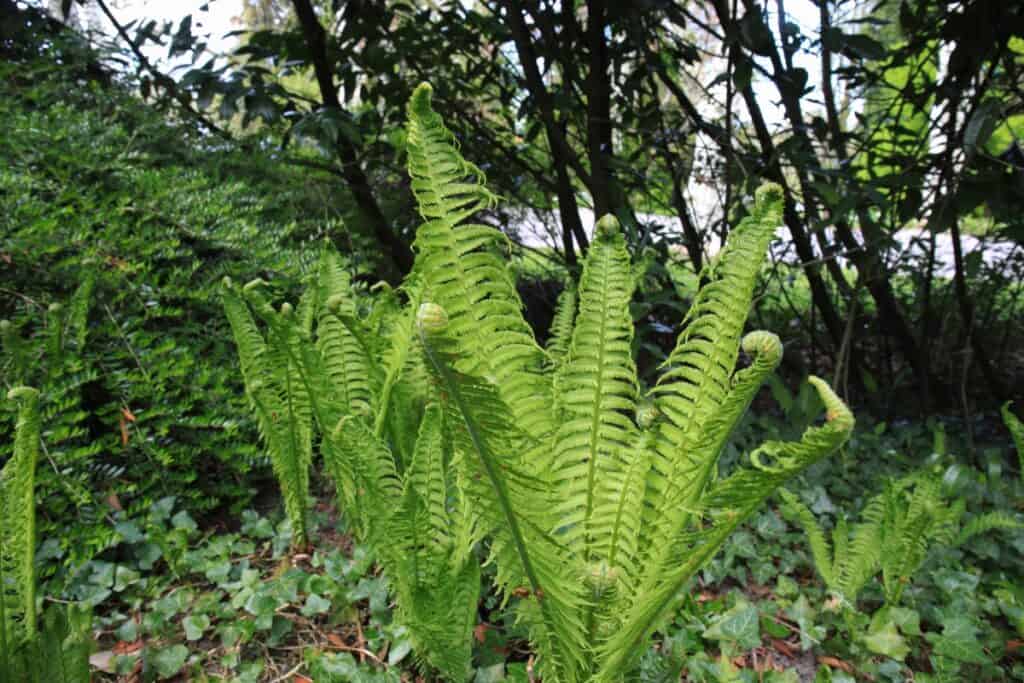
[862,621,909,660]
[703,601,761,650]
[150,644,190,679]
[925,616,988,664]
[183,613,211,641]
[301,593,331,617]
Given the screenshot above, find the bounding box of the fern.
[222,281,314,547]
[224,84,856,682]
[2,387,92,682]
[783,471,1023,609]
[2,387,40,655]
[1003,401,1023,475]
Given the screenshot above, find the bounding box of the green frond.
[642,330,783,557]
[416,304,589,682]
[323,415,403,544]
[596,375,852,681]
[0,320,30,386]
[546,282,578,371]
[640,188,784,563]
[222,282,313,546]
[2,387,40,653]
[835,486,885,603]
[373,281,425,444]
[779,489,837,590]
[550,214,638,559]
[44,304,64,372]
[650,184,783,452]
[66,273,95,351]
[956,511,1024,546]
[406,83,553,445]
[390,405,479,681]
[1003,402,1024,474]
[316,250,373,416]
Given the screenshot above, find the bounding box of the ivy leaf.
[862,621,909,660]
[183,613,211,641]
[150,644,190,679]
[925,616,988,664]
[300,593,331,617]
[704,601,761,650]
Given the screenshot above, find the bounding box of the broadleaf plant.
[225,82,856,681]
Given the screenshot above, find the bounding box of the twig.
[267,661,306,683]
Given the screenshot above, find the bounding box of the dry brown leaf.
[770,637,799,657]
[817,655,856,674]
[113,639,144,655]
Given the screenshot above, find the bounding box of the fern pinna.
[225,83,855,681]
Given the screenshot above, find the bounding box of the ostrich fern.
[2,387,92,682]
[781,473,1023,610]
[2,387,40,660]
[226,83,856,681]
[1003,402,1023,475]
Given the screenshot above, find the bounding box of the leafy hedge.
[0,53,340,566]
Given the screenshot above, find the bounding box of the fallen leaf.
[295,676,313,683]
[113,639,144,655]
[1008,639,1023,652]
[121,406,137,422]
[106,491,123,511]
[89,651,116,673]
[770,638,798,657]
[327,633,346,647]
[817,655,856,674]
[474,623,490,643]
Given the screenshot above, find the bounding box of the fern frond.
[550,215,638,559]
[323,415,403,544]
[546,282,578,371]
[373,281,425,444]
[222,282,312,546]
[596,376,853,681]
[642,330,783,556]
[779,489,837,590]
[0,320,30,386]
[650,184,783,453]
[416,304,588,682]
[1003,402,1024,474]
[956,511,1024,546]
[642,187,784,556]
[1,387,40,653]
[66,273,94,351]
[316,250,373,416]
[391,405,479,681]
[406,83,553,445]
[836,486,886,602]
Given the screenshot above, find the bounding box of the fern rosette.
[224,82,857,681]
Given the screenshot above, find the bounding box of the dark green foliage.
[0,53,349,565]
[2,387,92,683]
